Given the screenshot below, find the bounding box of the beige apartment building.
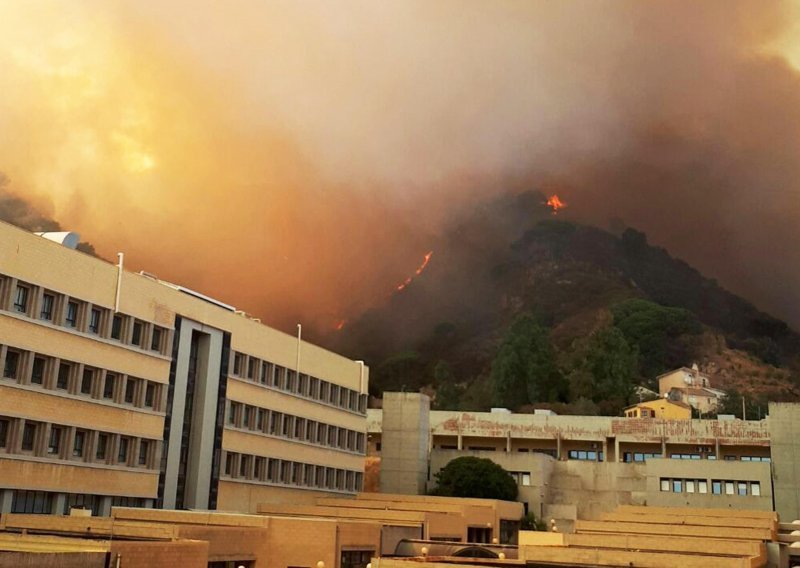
[368,393,796,531]
[0,220,369,516]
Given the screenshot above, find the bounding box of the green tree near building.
[569,326,638,415]
[431,456,518,501]
[612,298,701,378]
[490,314,564,409]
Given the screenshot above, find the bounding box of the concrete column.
[52,493,67,515]
[0,345,7,380]
[556,435,562,460]
[602,440,608,463]
[98,496,113,517]
[614,438,621,462]
[30,286,43,322]
[661,437,667,457]
[715,438,721,459]
[506,431,512,453]
[40,423,52,458]
[1,278,17,312]
[64,427,76,461]
[457,432,463,451]
[71,364,84,395]
[0,490,13,513]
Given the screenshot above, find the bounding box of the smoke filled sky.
[1,1,800,334]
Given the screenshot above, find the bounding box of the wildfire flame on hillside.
[546,195,567,214]
[397,251,433,291]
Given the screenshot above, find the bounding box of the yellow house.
[623,398,692,420]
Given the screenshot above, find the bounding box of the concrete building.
[658,364,725,414]
[623,397,692,419]
[368,394,789,530]
[0,220,369,516]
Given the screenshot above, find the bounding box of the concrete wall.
[644,459,772,511]
[0,552,105,568]
[380,393,430,495]
[768,402,800,521]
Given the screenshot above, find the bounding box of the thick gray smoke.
[1,1,799,332]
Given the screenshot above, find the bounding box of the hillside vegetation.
[332,191,800,415]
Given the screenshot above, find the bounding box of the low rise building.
[367,393,794,530]
[658,364,725,414]
[623,397,692,419]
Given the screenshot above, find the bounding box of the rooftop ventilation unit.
[35,231,80,249]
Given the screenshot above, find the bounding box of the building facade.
[623,398,691,419]
[0,221,368,516]
[658,365,725,414]
[368,394,788,530]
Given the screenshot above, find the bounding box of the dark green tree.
[433,360,462,410]
[373,350,425,393]
[571,326,638,415]
[431,456,518,501]
[612,299,701,378]
[490,314,564,409]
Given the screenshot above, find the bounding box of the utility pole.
[742,396,746,421]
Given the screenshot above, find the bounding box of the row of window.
[10,489,146,515]
[568,450,604,462]
[659,478,762,497]
[227,401,366,454]
[231,351,367,415]
[622,452,771,462]
[222,451,363,493]
[0,274,170,355]
[1,344,163,412]
[0,416,159,470]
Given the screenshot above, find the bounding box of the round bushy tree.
[431,456,518,501]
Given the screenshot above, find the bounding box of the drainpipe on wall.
[296,323,302,377]
[114,252,124,313]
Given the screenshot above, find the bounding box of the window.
[144,383,155,408]
[341,550,374,568]
[281,461,291,484]
[751,482,761,496]
[48,427,63,455]
[96,433,108,460]
[244,406,253,429]
[13,284,29,313]
[111,315,122,340]
[151,326,162,352]
[522,473,531,486]
[255,456,266,480]
[698,481,708,494]
[233,353,243,376]
[4,350,19,379]
[228,402,238,425]
[12,490,53,514]
[257,409,265,431]
[247,358,256,379]
[270,412,281,435]
[73,430,86,457]
[40,293,54,321]
[31,357,45,385]
[686,480,695,493]
[125,379,137,404]
[240,455,250,478]
[118,437,129,463]
[65,301,78,328]
[260,363,270,384]
[725,481,735,495]
[672,480,682,493]
[138,440,149,466]
[88,308,101,334]
[660,479,670,492]
[0,419,8,448]
[712,480,722,495]
[737,482,748,496]
[131,320,143,347]
[57,362,70,390]
[225,452,234,476]
[81,369,94,395]
[103,374,116,399]
[22,422,37,451]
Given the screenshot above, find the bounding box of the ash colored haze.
[1,1,800,334]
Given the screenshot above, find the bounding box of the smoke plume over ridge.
[1,1,800,335]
